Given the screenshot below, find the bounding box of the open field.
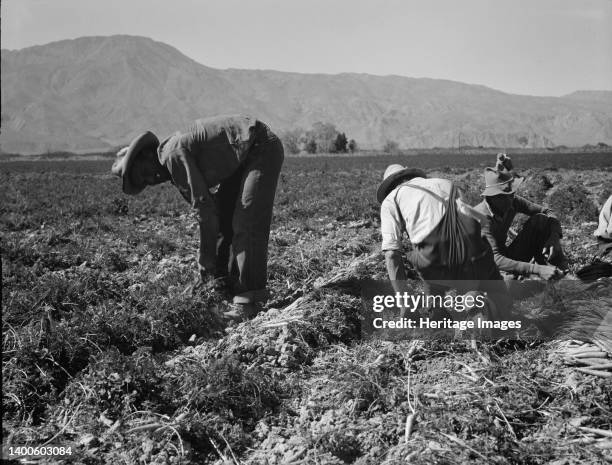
[2,152,612,464]
[2,150,612,171]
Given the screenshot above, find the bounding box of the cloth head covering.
[377,164,427,203]
[111,131,159,195]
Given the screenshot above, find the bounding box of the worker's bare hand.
[542,236,563,263]
[533,263,563,280]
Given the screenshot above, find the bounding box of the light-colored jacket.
[595,195,612,240]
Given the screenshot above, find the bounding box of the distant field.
[1,151,611,174]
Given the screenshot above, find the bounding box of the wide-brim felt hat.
[111,131,159,195]
[377,164,427,203]
[481,167,524,196]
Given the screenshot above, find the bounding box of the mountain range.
[2,35,611,154]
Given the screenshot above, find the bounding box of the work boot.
[222,302,263,324]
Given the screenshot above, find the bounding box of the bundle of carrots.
[557,340,611,379]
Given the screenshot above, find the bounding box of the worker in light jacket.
[594,194,612,258]
[112,115,284,321]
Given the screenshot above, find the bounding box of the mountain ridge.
[2,35,611,154]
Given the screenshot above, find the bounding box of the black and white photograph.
[2,1,612,463]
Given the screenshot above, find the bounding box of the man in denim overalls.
[112,114,284,320]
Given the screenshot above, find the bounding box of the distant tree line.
[280,122,357,154]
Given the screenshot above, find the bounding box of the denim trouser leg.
[506,213,564,266]
[215,167,244,279]
[232,137,284,304]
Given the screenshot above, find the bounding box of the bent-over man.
[112,114,284,321]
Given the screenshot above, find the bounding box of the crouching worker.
[473,154,568,280]
[576,194,612,282]
[112,115,284,321]
[377,164,511,319]
[594,194,612,258]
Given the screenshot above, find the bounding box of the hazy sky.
[2,0,611,96]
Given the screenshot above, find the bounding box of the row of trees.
[281,122,357,154]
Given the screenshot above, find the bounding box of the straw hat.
[481,168,524,196]
[111,131,159,195]
[376,164,427,203]
[480,152,524,196]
